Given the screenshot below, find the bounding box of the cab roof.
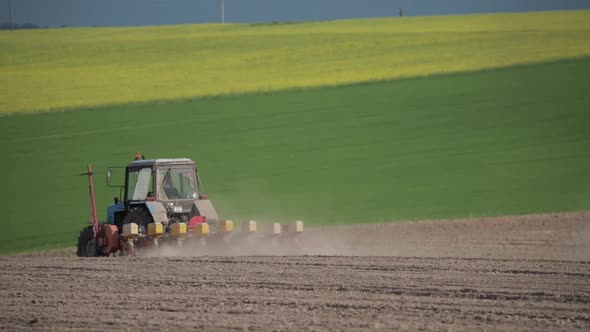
[127,158,195,168]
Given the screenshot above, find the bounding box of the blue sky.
[1,0,589,27]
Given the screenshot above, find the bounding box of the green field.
[0,58,589,254]
[1,10,590,114]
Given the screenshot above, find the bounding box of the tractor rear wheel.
[76,226,99,257]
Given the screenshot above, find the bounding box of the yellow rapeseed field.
[1,10,589,114]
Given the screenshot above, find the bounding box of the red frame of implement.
[85,164,100,240]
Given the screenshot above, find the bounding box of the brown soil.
[1,212,589,331]
[304,211,590,260]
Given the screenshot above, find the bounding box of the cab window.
[127,167,153,200]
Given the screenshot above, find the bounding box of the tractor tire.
[76,226,99,257]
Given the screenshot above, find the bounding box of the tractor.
[76,153,303,257]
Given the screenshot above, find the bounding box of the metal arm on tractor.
[81,164,100,241]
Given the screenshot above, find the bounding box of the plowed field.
[1,212,589,331]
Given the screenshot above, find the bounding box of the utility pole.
[9,0,14,31]
[220,0,225,24]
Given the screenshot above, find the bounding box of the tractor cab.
[106,158,215,231]
[125,158,200,202]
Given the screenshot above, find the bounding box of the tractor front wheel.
[76,226,99,257]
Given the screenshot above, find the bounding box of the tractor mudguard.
[193,199,220,225]
[145,201,168,223]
